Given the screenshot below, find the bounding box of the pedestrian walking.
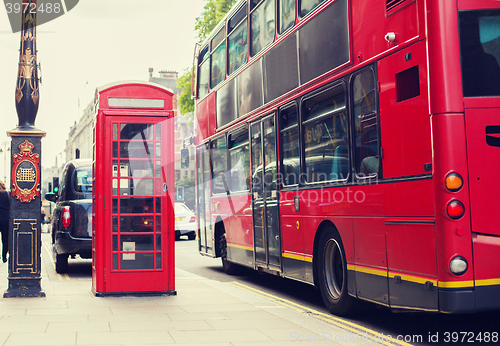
[0,180,9,263]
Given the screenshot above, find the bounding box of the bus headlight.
[449,256,468,276]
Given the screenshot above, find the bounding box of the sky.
[0,0,207,185]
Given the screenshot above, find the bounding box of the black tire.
[175,231,180,241]
[219,233,243,275]
[187,232,196,240]
[55,253,69,274]
[317,229,354,316]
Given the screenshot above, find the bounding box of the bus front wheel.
[317,229,354,316]
[219,233,243,275]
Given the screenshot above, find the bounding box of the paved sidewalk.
[0,240,385,346]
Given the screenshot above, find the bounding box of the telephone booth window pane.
[112,199,118,214]
[113,142,118,158]
[156,143,161,158]
[156,215,161,232]
[118,179,154,196]
[156,198,161,213]
[121,235,154,251]
[120,160,154,177]
[155,161,161,177]
[120,216,154,232]
[119,179,129,195]
[113,254,118,270]
[113,235,118,251]
[156,124,161,140]
[156,233,161,249]
[113,161,118,176]
[120,198,154,214]
[120,124,154,140]
[121,254,154,270]
[112,216,118,232]
[113,124,118,139]
[156,253,161,269]
[113,179,118,195]
[120,142,154,159]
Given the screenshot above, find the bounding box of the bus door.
[250,115,281,269]
[197,143,214,256]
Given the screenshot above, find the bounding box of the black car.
[45,159,92,273]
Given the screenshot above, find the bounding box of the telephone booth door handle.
[163,183,168,192]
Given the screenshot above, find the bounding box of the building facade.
[62,70,196,207]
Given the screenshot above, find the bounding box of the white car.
[174,202,197,240]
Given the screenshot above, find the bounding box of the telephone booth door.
[92,82,175,296]
[105,118,173,293]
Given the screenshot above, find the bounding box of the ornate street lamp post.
[4,0,45,298]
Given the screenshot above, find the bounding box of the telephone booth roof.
[94,81,174,111]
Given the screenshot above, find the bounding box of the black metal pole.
[4,0,45,298]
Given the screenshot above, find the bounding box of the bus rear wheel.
[317,229,354,316]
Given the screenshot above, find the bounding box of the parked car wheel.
[55,253,69,274]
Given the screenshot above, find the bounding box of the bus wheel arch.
[215,218,243,275]
[313,221,355,316]
[214,217,225,259]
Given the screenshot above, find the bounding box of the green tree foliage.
[195,0,237,42]
[177,68,194,116]
[177,0,237,119]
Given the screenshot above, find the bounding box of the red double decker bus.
[193,0,500,315]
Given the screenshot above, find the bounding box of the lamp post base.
[3,279,45,298]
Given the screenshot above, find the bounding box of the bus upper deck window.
[299,0,325,18]
[198,45,210,99]
[250,0,275,57]
[279,0,296,34]
[211,28,226,88]
[228,4,248,74]
[198,60,210,99]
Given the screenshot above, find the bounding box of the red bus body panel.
[194,0,500,313]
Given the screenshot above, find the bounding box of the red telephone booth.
[92,81,175,296]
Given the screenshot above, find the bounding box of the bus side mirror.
[181,148,189,169]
